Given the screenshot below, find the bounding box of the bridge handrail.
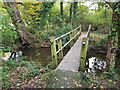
[86,24,91,37]
[56,31,80,54]
[55,25,81,41]
[50,25,81,67]
[56,25,81,54]
[50,24,91,67]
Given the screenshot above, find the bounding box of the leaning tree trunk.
[3,0,35,46]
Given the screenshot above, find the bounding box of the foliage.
[1,5,18,47]
[1,2,113,46]
[35,22,72,43]
[1,58,51,89]
[104,70,116,79]
[1,59,19,71]
[89,32,108,51]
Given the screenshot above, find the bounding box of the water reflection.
[20,48,52,66]
[86,49,107,75]
[86,57,107,75]
[20,48,69,67]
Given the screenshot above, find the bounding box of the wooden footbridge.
[50,25,91,72]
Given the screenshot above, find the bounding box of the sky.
[83,1,98,9]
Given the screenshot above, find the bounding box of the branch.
[0,44,8,48]
[105,1,119,11]
[105,1,113,8]
[16,2,24,5]
[113,1,120,9]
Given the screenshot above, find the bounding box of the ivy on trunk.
[106,1,120,71]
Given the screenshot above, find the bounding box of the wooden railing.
[86,24,91,37]
[80,24,91,71]
[50,25,81,67]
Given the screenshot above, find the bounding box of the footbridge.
[50,24,91,72]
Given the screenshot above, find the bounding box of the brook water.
[86,49,107,75]
[21,48,107,75]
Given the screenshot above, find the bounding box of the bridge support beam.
[50,36,58,67]
[80,37,89,71]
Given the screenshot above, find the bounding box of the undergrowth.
[1,58,52,89]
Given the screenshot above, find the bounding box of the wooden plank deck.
[56,33,87,72]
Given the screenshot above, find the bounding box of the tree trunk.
[106,2,120,70]
[114,3,120,73]
[106,29,116,70]
[73,2,78,28]
[69,3,73,27]
[60,2,63,18]
[3,0,35,46]
[60,2,63,27]
[116,25,120,73]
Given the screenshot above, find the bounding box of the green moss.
[42,70,90,88]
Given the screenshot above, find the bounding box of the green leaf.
[108,34,116,38]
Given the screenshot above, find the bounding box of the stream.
[21,48,107,75]
[86,49,107,76]
[20,48,52,66]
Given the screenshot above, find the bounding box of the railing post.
[69,32,73,48]
[58,39,63,59]
[50,36,58,67]
[79,25,81,36]
[75,30,78,41]
[80,37,89,71]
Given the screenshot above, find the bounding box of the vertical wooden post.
[79,25,81,36]
[80,37,89,71]
[50,36,57,67]
[70,32,73,48]
[58,39,63,59]
[75,31,77,41]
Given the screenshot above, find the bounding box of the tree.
[60,2,63,26]
[69,2,73,24]
[105,1,120,70]
[21,2,42,33]
[73,2,78,27]
[3,0,35,47]
[60,2,63,18]
[69,2,78,28]
[40,2,54,29]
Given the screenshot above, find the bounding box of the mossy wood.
[79,25,81,36]
[80,37,89,71]
[69,32,74,48]
[50,36,58,67]
[57,39,63,59]
[74,30,78,41]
